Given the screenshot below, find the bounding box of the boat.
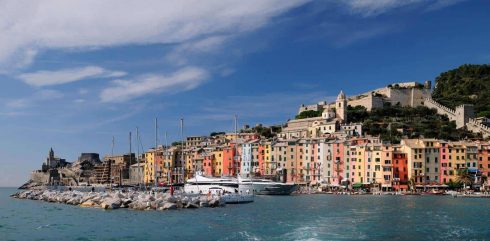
[208,187,254,204]
[184,173,253,195]
[239,178,298,195]
[184,115,254,204]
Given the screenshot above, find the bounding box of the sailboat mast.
[154,118,158,187]
[180,118,185,183]
[112,136,115,157]
[234,115,238,177]
[136,127,140,187]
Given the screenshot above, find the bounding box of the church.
[279,91,361,139]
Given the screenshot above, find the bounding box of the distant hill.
[432,64,490,118]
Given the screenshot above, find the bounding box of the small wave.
[219,231,261,241]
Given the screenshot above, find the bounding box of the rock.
[185,203,199,209]
[166,196,178,203]
[101,198,121,209]
[80,201,96,207]
[11,189,225,211]
[161,202,177,210]
[67,197,81,205]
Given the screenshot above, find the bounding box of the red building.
[222,143,238,176]
[392,150,408,191]
[332,141,344,185]
[203,154,214,176]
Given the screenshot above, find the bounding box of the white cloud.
[100,67,209,103]
[17,66,126,87]
[0,0,309,68]
[341,0,465,17]
[5,89,64,108]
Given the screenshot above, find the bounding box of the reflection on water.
[1,188,490,240]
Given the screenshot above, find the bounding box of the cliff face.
[432,64,490,118]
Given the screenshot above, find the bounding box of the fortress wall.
[386,88,412,106]
[423,97,457,121]
[31,171,49,184]
[410,89,431,107]
[348,95,384,111]
[467,118,490,138]
[298,104,320,114]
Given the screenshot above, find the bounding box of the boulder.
[185,203,199,209]
[101,198,121,209]
[80,201,96,207]
[161,202,177,210]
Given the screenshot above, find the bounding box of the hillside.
[432,64,490,118]
[347,105,479,143]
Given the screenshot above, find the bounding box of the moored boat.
[240,179,298,195]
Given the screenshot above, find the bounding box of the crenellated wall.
[467,118,490,138]
[423,97,488,137]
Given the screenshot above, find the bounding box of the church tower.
[49,148,54,159]
[336,90,347,122]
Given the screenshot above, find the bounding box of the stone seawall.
[11,189,224,210]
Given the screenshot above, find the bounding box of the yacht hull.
[252,183,299,195]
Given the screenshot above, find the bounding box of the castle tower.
[49,148,54,159]
[336,90,347,122]
[455,104,475,129]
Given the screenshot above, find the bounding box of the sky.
[0,0,489,187]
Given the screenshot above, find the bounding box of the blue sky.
[1,0,489,186]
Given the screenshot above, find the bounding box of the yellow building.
[212,149,224,176]
[448,142,467,181]
[263,141,273,176]
[143,150,156,184]
[352,145,367,184]
[401,139,441,185]
[381,144,393,189]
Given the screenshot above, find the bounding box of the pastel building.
[241,142,252,177]
[401,139,440,185]
[392,145,408,191]
[439,141,451,184]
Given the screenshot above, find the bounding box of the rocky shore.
[10,189,225,210]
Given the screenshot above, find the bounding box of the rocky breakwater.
[11,189,225,211]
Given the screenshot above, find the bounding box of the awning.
[352,183,363,188]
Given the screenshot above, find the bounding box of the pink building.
[332,141,344,185]
[439,141,450,184]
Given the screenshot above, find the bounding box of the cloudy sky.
[1,0,489,186]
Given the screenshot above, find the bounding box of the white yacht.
[184,173,254,202]
[240,178,299,195]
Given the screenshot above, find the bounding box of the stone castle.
[297,81,490,138]
[299,81,432,113]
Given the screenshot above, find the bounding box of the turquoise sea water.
[1,188,490,241]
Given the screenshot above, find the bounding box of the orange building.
[479,144,490,179]
[392,147,408,191]
[222,144,238,176]
[203,154,214,176]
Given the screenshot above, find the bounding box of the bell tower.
[336,90,347,122]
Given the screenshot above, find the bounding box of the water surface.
[1,188,489,240]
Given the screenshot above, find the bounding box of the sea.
[1,188,490,241]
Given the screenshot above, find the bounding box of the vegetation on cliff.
[347,104,479,143]
[432,64,490,118]
[295,109,323,119]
